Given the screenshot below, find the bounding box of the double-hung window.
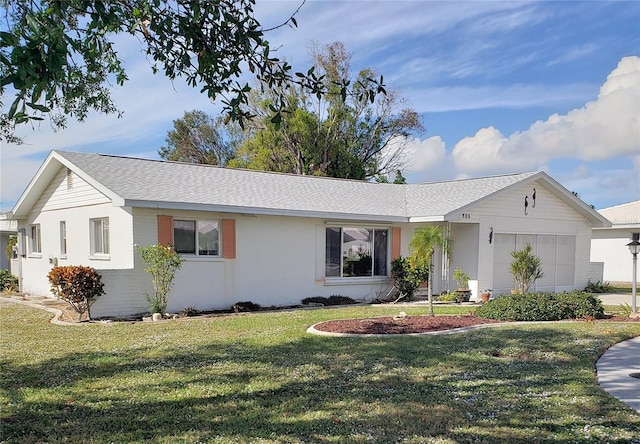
[30,224,41,255]
[174,220,219,256]
[90,218,110,256]
[326,227,389,278]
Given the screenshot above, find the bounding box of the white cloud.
[451,56,640,173]
[402,136,447,172]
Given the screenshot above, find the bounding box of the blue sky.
[1,0,639,212]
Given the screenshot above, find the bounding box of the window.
[60,221,67,256]
[30,224,41,254]
[174,219,219,256]
[90,218,110,255]
[325,227,389,278]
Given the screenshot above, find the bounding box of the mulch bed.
[313,315,501,334]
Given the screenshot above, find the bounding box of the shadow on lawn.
[1,325,639,443]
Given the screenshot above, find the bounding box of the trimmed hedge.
[301,295,357,306]
[474,291,605,321]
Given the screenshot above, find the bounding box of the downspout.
[442,222,451,293]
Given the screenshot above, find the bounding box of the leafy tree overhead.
[0,1,385,142]
[159,110,242,166]
[230,42,423,180]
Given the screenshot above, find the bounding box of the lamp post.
[626,240,640,315]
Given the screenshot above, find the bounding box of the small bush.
[301,295,357,306]
[233,301,262,312]
[391,257,429,301]
[178,306,200,317]
[584,279,613,293]
[437,292,458,302]
[0,269,18,291]
[47,266,105,321]
[475,291,605,321]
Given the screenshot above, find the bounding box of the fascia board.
[408,216,446,223]
[124,199,409,223]
[11,151,59,218]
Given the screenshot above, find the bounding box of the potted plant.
[453,267,471,303]
[481,289,492,303]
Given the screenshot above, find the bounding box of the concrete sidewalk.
[598,292,638,307]
[596,336,640,412]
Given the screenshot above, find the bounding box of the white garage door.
[493,234,576,294]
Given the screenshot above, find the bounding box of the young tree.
[136,244,184,315]
[1,1,385,142]
[408,225,451,316]
[159,110,241,166]
[510,243,544,294]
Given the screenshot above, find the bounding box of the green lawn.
[1,300,639,443]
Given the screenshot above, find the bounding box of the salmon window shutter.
[222,219,236,259]
[157,215,174,246]
[392,227,401,260]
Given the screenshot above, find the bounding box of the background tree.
[228,42,423,179]
[409,225,451,316]
[0,1,385,142]
[159,110,241,166]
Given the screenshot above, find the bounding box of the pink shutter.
[157,215,174,246]
[222,219,236,259]
[392,227,401,259]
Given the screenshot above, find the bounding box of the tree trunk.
[427,261,434,316]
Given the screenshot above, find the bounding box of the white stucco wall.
[591,228,638,282]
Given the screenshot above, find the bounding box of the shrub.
[0,269,18,291]
[301,295,356,306]
[438,291,458,302]
[136,244,184,314]
[178,306,200,317]
[47,266,105,321]
[233,301,262,312]
[475,291,605,321]
[584,280,613,293]
[391,257,429,301]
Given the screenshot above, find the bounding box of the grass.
[1,300,639,443]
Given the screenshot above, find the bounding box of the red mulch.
[313,315,501,334]
[312,314,640,335]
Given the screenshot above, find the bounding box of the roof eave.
[124,200,409,223]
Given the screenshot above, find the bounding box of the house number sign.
[461,213,471,219]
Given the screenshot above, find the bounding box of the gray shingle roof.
[43,151,541,221]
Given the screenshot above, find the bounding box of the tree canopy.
[230,42,424,180]
[0,1,385,142]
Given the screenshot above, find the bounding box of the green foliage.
[228,42,421,180]
[301,295,357,306]
[159,110,240,166]
[510,243,543,294]
[178,306,201,317]
[438,291,458,302]
[452,267,470,290]
[584,279,614,293]
[1,3,386,142]
[408,225,451,315]
[0,269,18,291]
[475,291,605,321]
[136,244,184,314]
[391,257,429,301]
[47,266,104,320]
[5,234,17,260]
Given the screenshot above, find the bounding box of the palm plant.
[409,225,452,316]
[510,243,544,294]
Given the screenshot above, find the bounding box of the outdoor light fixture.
[626,239,640,315]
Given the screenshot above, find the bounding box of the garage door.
[493,234,576,294]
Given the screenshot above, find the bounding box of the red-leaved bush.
[47,266,105,321]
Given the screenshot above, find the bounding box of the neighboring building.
[0,214,17,271]
[8,150,610,317]
[591,200,640,283]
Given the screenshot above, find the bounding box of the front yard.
[1,300,639,443]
